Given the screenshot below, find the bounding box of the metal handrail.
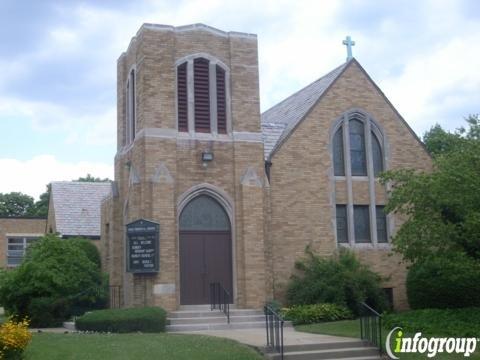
[264,305,284,360]
[209,282,230,323]
[359,302,383,355]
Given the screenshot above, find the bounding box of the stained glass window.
[349,119,367,176]
[372,132,383,177]
[333,127,345,176]
[180,195,230,231]
[354,205,371,243]
[376,206,388,243]
[336,205,348,243]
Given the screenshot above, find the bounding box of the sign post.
[126,219,159,274]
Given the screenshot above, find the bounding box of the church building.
[101,23,431,312]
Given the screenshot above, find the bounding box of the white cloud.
[0,155,113,199]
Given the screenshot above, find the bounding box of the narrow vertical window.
[125,78,130,144]
[333,127,345,176]
[349,119,367,176]
[177,62,188,132]
[372,132,383,176]
[376,205,388,243]
[216,65,227,134]
[354,205,371,243]
[336,205,348,243]
[130,70,135,140]
[194,58,210,132]
[126,69,136,144]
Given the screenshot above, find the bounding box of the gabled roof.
[261,61,350,159]
[50,182,112,238]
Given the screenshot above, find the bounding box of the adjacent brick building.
[0,217,46,268]
[101,23,431,311]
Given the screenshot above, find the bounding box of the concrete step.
[179,304,236,311]
[328,357,381,360]
[168,314,265,325]
[166,321,268,332]
[169,309,263,318]
[271,340,367,353]
[265,346,380,360]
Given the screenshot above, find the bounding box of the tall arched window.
[125,68,136,145]
[349,119,367,176]
[176,56,228,134]
[332,111,388,245]
[333,114,384,177]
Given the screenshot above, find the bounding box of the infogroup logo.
[386,327,479,359]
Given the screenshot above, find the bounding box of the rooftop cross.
[342,35,355,61]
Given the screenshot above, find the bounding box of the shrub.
[282,303,353,325]
[75,307,167,333]
[383,308,480,337]
[406,252,480,309]
[0,317,32,360]
[27,297,70,328]
[286,247,387,315]
[69,237,102,268]
[0,234,107,327]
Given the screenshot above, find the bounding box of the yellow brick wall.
[0,218,46,268]
[106,26,266,311]
[268,61,432,310]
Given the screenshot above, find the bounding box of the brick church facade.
[101,23,431,312]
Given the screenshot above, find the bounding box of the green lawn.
[25,333,263,360]
[296,319,480,360]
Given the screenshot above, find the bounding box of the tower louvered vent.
[216,65,226,134]
[177,62,188,132]
[194,58,210,132]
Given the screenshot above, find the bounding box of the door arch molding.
[177,184,235,305]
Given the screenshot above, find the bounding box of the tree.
[0,234,107,327]
[27,185,50,218]
[423,115,480,157]
[423,124,461,157]
[75,174,111,182]
[0,192,35,217]
[381,115,480,263]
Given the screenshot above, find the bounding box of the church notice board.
[126,219,159,274]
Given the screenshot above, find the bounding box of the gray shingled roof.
[261,62,348,159]
[51,182,112,237]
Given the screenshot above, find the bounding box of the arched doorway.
[179,195,233,305]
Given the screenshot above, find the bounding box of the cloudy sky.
[1,0,479,198]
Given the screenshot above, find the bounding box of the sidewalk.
[177,327,357,347]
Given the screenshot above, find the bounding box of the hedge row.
[383,308,480,337]
[282,303,353,325]
[76,307,167,333]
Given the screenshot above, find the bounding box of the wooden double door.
[179,230,233,305]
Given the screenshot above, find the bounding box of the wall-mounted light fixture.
[201,150,214,168]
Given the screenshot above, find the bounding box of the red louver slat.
[194,58,210,132]
[216,65,226,134]
[177,62,188,132]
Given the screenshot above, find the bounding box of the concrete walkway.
[177,327,357,347]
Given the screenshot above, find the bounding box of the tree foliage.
[0,234,107,327]
[381,115,480,262]
[406,253,480,309]
[75,174,111,183]
[0,192,35,217]
[286,247,386,315]
[423,115,480,157]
